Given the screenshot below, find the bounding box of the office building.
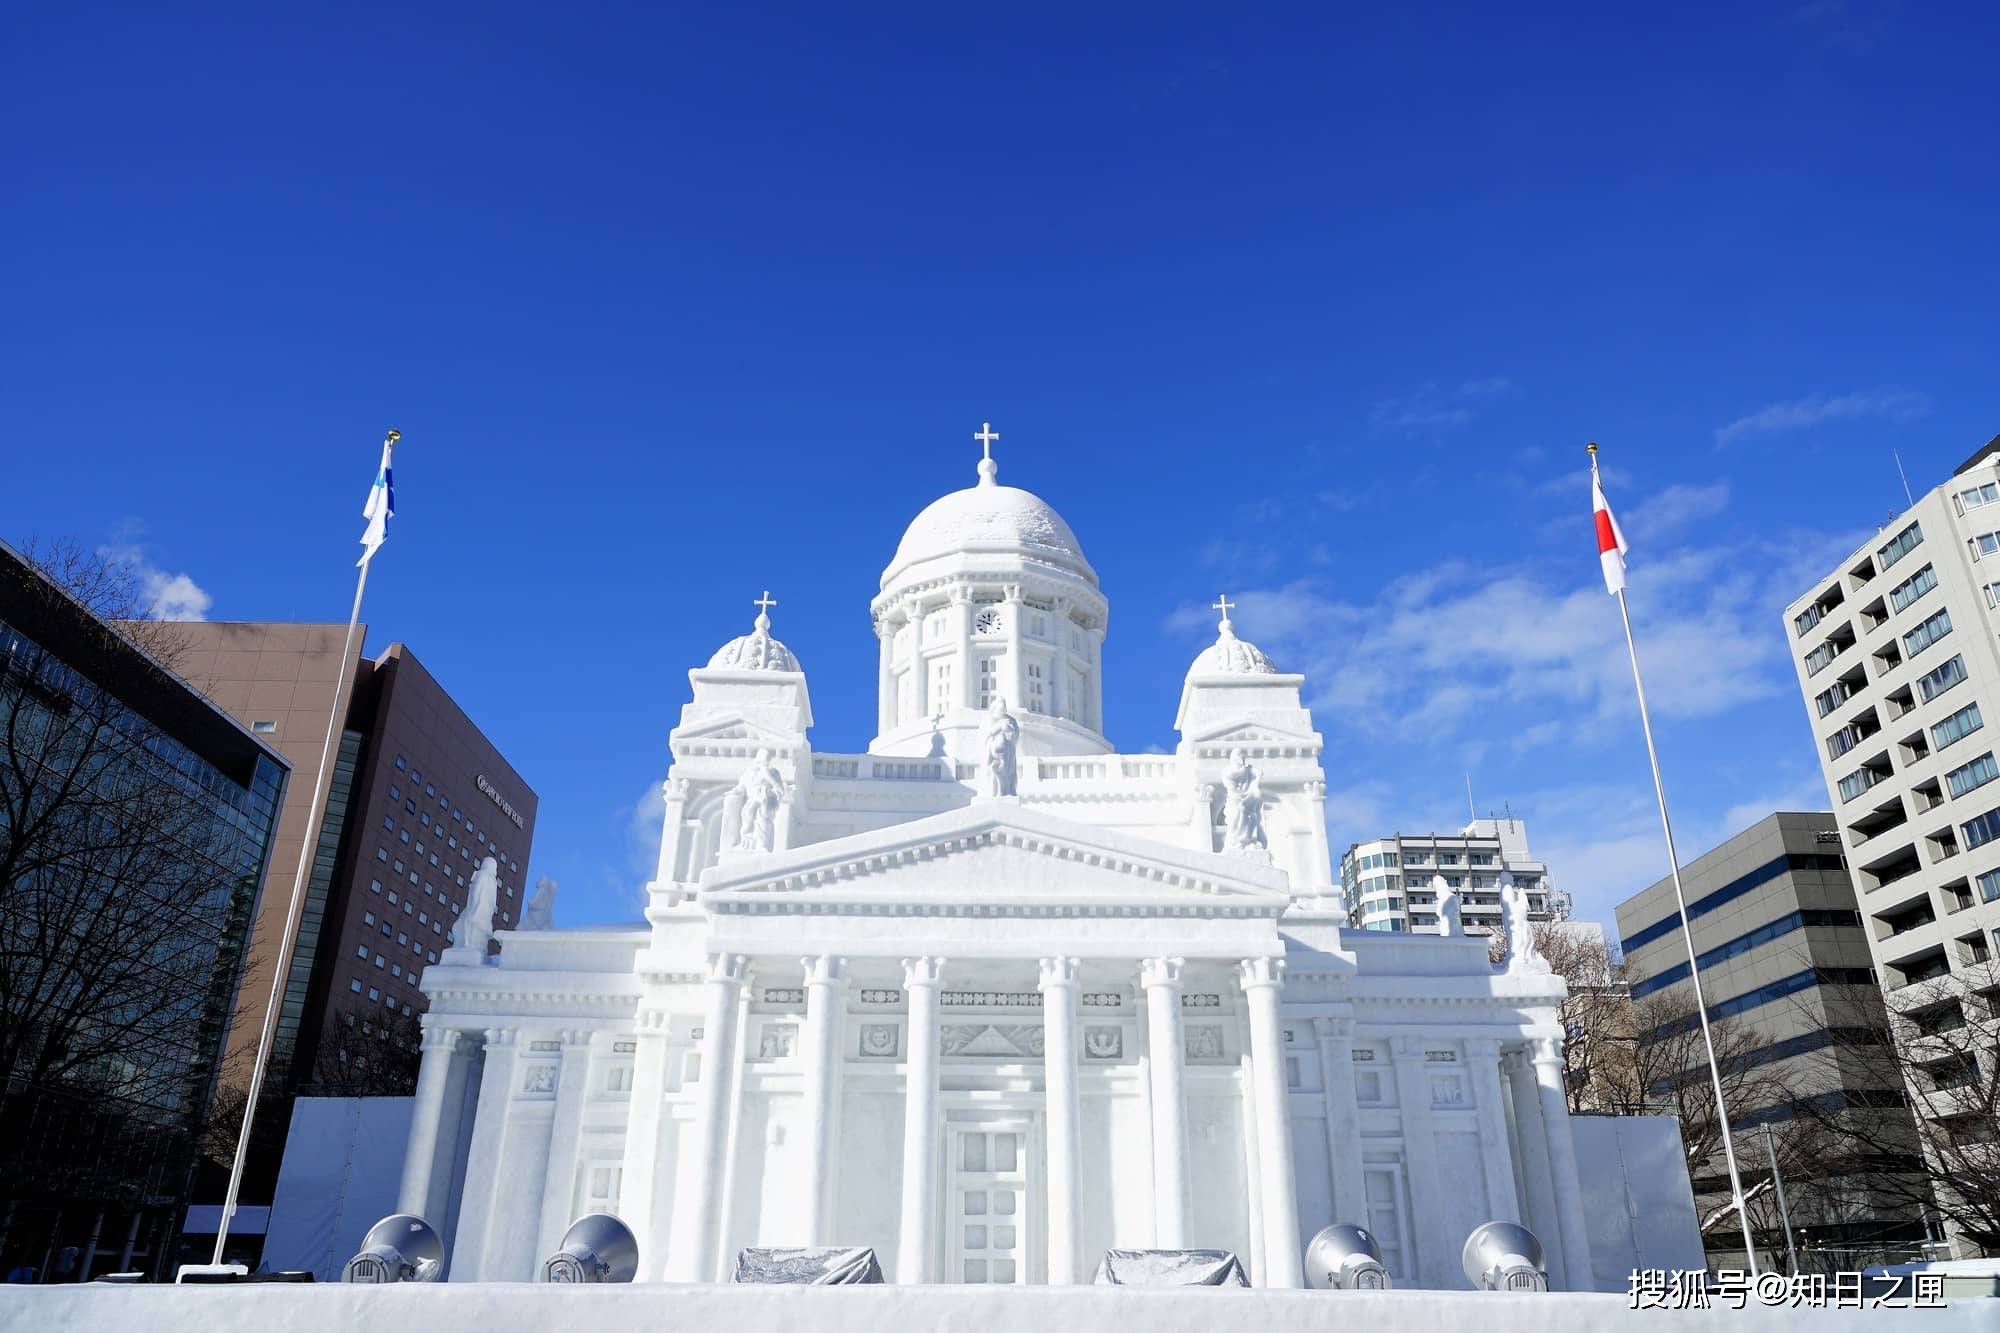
[1342,816,1569,934]
[1615,812,1927,1267]
[0,541,287,1281]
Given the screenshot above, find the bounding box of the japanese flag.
[1593,468,1629,594]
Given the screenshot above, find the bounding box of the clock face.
[974,608,1003,636]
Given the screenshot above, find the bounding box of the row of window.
[1629,909,1864,999]
[1878,519,1923,571]
[1621,854,1848,953]
[1945,752,2000,800]
[347,975,417,1016]
[1887,562,1938,614]
[1645,967,1878,1041]
[1838,661,1978,797]
[1902,607,1952,658]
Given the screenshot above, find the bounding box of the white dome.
[707,611,800,673]
[883,456,1094,587]
[1187,617,1277,679]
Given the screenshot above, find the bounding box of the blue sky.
[4,3,1997,935]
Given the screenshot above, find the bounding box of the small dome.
[1187,615,1277,679]
[707,610,800,673]
[884,454,1094,587]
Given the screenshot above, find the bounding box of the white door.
[948,1123,1030,1284]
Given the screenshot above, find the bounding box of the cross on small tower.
[754,590,778,616]
[974,421,1000,461]
[1212,593,1236,625]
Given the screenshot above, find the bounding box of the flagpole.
[210,431,397,1266]
[1592,443,1760,1274]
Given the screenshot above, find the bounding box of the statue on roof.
[1433,873,1462,937]
[732,748,786,853]
[1503,872,1551,974]
[983,698,1020,797]
[453,855,501,956]
[1221,749,1270,861]
[521,875,557,931]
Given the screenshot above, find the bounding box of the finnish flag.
[358,434,397,566]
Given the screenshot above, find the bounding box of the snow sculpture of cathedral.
[401,431,1594,1290]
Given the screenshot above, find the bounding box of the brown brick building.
[173,625,538,1099]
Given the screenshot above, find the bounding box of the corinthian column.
[897,956,947,1282]
[670,952,750,1282]
[801,954,848,1244]
[1038,956,1082,1282]
[1140,957,1189,1247]
[398,1023,465,1221]
[1241,957,1303,1287]
[1532,1036,1594,1290]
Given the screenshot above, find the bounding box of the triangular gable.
[671,715,802,751]
[1180,719,1322,751]
[699,800,1292,914]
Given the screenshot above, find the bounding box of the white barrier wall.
[261,1097,413,1281]
[8,1283,1988,1333]
[1569,1113,1705,1291]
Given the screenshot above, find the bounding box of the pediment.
[671,716,800,750]
[1181,720,1320,751]
[699,801,1291,917]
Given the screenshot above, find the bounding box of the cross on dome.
[1212,593,1236,627]
[753,589,778,625]
[974,421,1000,487]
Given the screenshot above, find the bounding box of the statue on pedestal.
[1433,873,1462,937]
[983,698,1020,797]
[522,875,557,930]
[1503,873,1551,974]
[453,855,501,955]
[1221,749,1270,861]
[732,748,786,853]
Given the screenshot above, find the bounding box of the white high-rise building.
[1341,817,1568,935]
[1783,435,2000,1255]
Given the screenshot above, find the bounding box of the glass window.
[350,978,363,993]
[1961,807,2000,850]
[1932,702,1983,751]
[1947,753,2000,799]
[1888,564,1937,613]
[1958,481,2000,511]
[388,784,400,801]
[1977,868,2000,904]
[368,986,380,1000]
[376,847,389,863]
[1902,608,1952,657]
[1877,519,1922,570]
[369,878,382,895]
[1918,655,1967,703]
[394,755,406,771]
[355,945,368,960]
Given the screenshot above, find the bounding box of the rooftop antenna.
[1892,449,1914,508]
[1465,772,1477,824]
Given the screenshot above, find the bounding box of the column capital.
[1237,955,1286,991]
[1311,1015,1353,1043]
[1037,955,1081,989]
[801,954,849,987]
[483,1027,518,1048]
[901,955,948,988]
[1530,1035,1567,1068]
[563,1028,595,1049]
[1389,1033,1427,1060]
[1139,956,1185,990]
[706,951,751,986]
[419,1022,464,1053]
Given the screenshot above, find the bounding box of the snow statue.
[1432,873,1462,937]
[453,855,500,955]
[521,875,557,930]
[983,698,1020,797]
[1221,749,1270,861]
[1503,872,1551,974]
[732,748,786,853]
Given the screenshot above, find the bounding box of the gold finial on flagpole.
[385,429,401,445]
[1585,441,1597,455]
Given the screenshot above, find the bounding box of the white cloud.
[1369,375,1510,433]
[1713,388,1927,446]
[625,779,666,903]
[1625,481,1730,542]
[97,543,213,621]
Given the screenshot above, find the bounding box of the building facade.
[172,627,541,1098]
[401,443,1602,1290]
[1783,440,2000,1255]
[0,541,288,1281]
[1614,812,1928,1266]
[1342,818,1568,935]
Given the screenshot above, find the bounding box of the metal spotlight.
[1304,1223,1392,1290]
[542,1213,639,1284]
[341,1214,445,1283]
[1461,1221,1548,1292]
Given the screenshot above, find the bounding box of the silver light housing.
[542,1213,639,1284]
[1304,1224,1392,1290]
[1461,1221,1548,1292]
[341,1214,445,1284]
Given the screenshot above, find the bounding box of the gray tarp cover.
[1091,1249,1250,1286]
[732,1246,885,1284]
